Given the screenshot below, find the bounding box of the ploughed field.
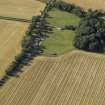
[0,51,105,105]
[64,0,105,10]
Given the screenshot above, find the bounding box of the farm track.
[0,51,105,105]
[0,16,31,23]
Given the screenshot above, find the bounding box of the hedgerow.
[0,0,55,87]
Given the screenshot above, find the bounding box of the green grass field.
[42,8,80,55]
[47,8,80,26]
[43,29,75,55]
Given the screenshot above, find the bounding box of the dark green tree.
[74,10,105,53]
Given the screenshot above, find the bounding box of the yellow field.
[0,20,28,78]
[0,51,105,105]
[0,0,45,19]
[0,0,45,79]
[64,0,105,10]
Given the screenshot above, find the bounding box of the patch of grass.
[43,8,80,55]
[0,20,28,79]
[43,29,75,55]
[47,8,80,26]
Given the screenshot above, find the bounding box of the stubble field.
[0,20,28,78]
[0,0,45,78]
[0,0,45,19]
[0,51,105,105]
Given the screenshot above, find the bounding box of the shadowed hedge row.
[0,0,56,87]
[54,1,86,18]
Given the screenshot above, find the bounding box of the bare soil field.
[0,20,28,78]
[0,51,105,105]
[64,0,105,10]
[0,0,45,19]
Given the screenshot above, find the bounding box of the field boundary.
[0,16,31,23]
[36,50,105,61]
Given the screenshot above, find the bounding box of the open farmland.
[64,0,105,10]
[0,0,45,19]
[0,51,105,105]
[0,20,28,78]
[1,1,105,105]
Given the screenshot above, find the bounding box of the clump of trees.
[0,0,55,87]
[74,10,105,53]
[54,1,86,17]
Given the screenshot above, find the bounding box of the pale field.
[0,0,45,19]
[0,20,28,79]
[0,0,45,78]
[0,51,105,105]
[64,0,105,10]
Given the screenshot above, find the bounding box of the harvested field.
[0,0,45,78]
[0,51,105,105]
[0,0,45,19]
[64,0,105,10]
[0,20,28,78]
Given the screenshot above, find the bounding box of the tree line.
[0,0,56,87]
[54,0,86,18]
